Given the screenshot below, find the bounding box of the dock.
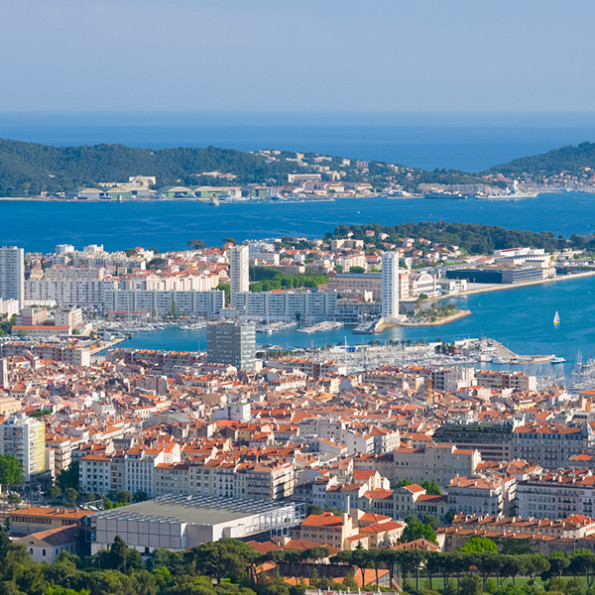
[90,336,127,355]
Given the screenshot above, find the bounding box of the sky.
[1,0,594,113]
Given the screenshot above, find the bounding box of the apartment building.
[103,289,224,316]
[474,370,537,391]
[153,459,294,500]
[512,422,595,468]
[1,413,46,482]
[234,291,337,322]
[432,423,513,461]
[448,475,516,518]
[25,279,117,308]
[516,469,595,519]
[206,320,256,372]
[230,245,249,305]
[291,510,403,550]
[390,444,482,488]
[0,246,24,309]
[381,251,399,322]
[80,445,180,498]
[327,272,382,302]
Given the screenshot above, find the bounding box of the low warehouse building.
[85,494,305,554]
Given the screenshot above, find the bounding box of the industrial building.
[85,494,304,553]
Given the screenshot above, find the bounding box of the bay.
[121,273,595,374]
[1,193,595,254]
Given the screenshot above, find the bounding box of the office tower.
[206,320,256,371]
[0,246,24,309]
[229,245,249,307]
[1,413,46,481]
[381,251,399,322]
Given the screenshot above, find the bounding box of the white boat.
[554,311,560,324]
[551,356,566,364]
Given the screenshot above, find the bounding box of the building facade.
[206,320,256,371]
[230,245,249,305]
[1,413,46,481]
[0,246,24,309]
[381,252,399,322]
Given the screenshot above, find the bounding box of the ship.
[554,311,560,324]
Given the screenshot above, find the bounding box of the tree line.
[331,222,590,255]
[5,525,595,595]
[249,267,327,292]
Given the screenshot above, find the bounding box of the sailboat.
[553,311,560,325]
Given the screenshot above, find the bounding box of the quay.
[90,336,127,355]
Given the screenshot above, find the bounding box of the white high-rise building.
[229,245,249,306]
[0,247,24,310]
[1,413,46,482]
[381,251,399,322]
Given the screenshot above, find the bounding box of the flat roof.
[90,494,297,527]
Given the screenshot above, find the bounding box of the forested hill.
[2,136,595,196]
[484,141,595,178]
[0,137,488,196]
[0,139,307,195]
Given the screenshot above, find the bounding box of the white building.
[230,245,249,305]
[0,246,24,309]
[381,252,399,322]
[103,290,224,316]
[235,291,337,322]
[1,413,46,481]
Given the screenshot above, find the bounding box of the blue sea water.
[2,111,595,368]
[0,194,594,254]
[122,274,595,374]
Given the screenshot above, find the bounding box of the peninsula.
[3,138,595,200]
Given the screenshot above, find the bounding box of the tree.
[49,486,62,499]
[460,536,498,553]
[193,539,255,584]
[147,258,167,270]
[306,504,323,516]
[188,240,206,250]
[459,573,482,595]
[223,238,236,246]
[133,491,149,503]
[548,551,570,578]
[420,481,441,495]
[116,490,132,505]
[6,494,20,506]
[65,488,78,503]
[57,461,79,492]
[0,455,22,489]
[401,515,438,545]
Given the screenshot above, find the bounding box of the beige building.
[292,509,403,551]
[10,507,91,535]
[391,444,482,488]
[448,475,516,518]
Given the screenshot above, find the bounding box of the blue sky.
[2,0,593,112]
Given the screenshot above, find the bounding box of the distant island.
[1,137,595,199]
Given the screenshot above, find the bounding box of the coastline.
[448,270,595,299]
[377,309,472,330]
[0,189,587,204]
[399,309,472,327]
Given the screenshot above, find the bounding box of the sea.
[2,111,595,372]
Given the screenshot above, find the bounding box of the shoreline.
[447,270,595,299]
[377,309,472,330]
[1,189,591,204]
